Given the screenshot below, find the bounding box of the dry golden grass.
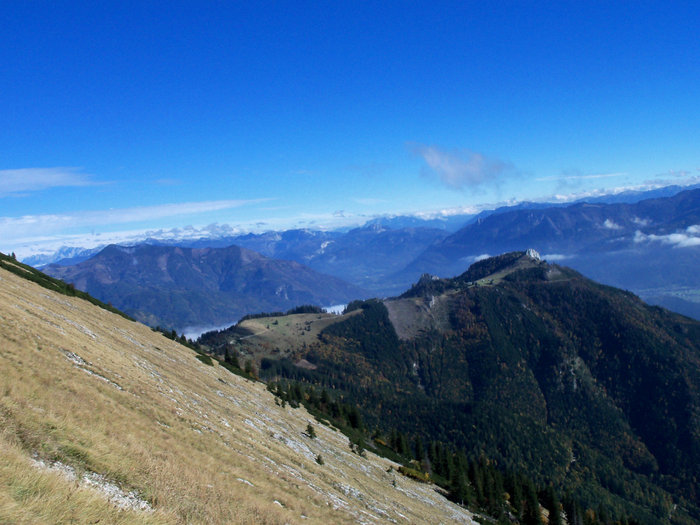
[232,311,359,362]
[0,267,476,524]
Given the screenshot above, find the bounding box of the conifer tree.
[523,480,543,525]
[306,423,316,439]
[413,435,424,462]
[544,485,563,525]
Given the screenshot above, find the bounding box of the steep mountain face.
[232,252,700,524]
[43,244,366,331]
[0,256,476,524]
[400,188,700,318]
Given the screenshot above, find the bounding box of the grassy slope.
[0,266,476,524]
[229,311,360,360]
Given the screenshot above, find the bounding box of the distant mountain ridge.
[44,243,367,331]
[28,184,700,319]
[398,188,700,318]
[42,225,449,297]
[27,182,700,267]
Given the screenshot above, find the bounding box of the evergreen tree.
[544,485,563,525]
[413,435,424,462]
[508,473,524,520]
[523,480,542,525]
[398,432,409,457]
[429,441,439,472]
[224,346,240,368]
[450,470,474,506]
[306,423,316,439]
[348,405,362,429]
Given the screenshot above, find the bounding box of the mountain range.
[35,185,700,331]
[400,188,700,318]
[44,244,366,332]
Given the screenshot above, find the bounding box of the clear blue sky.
[2,1,700,257]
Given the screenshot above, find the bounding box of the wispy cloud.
[547,176,700,203]
[0,167,98,196]
[536,171,626,182]
[461,254,491,263]
[542,253,572,261]
[643,173,700,187]
[0,199,267,241]
[632,217,650,226]
[410,144,515,191]
[634,226,700,248]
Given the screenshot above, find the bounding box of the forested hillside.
[220,252,700,524]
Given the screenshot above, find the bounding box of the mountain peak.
[455,250,548,284]
[525,247,541,260]
[401,251,548,298]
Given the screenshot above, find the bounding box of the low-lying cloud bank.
[634,225,700,248]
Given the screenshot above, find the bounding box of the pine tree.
[398,432,409,457]
[544,485,563,525]
[347,405,362,429]
[413,435,424,462]
[224,346,240,368]
[510,480,524,519]
[306,423,316,439]
[523,480,543,525]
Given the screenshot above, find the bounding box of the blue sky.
[2,1,700,257]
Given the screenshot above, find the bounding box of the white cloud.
[542,253,572,261]
[536,172,626,182]
[0,199,266,242]
[0,167,97,196]
[603,219,622,230]
[6,208,376,260]
[411,144,514,190]
[634,226,700,248]
[547,178,699,203]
